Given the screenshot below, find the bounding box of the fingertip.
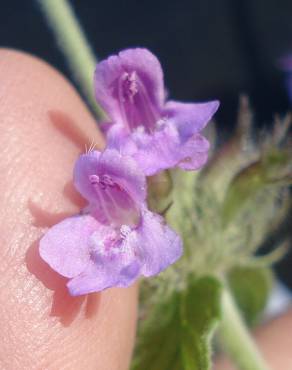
[0,49,138,370]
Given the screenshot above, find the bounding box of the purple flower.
[39,150,182,295]
[94,48,219,175]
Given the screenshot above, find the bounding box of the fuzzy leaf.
[222,149,291,226]
[228,266,274,325]
[221,161,267,226]
[132,276,222,370]
[131,292,182,370]
[180,276,222,370]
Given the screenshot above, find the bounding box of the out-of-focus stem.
[219,288,270,370]
[37,0,104,118]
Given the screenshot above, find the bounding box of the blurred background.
[0,0,291,288]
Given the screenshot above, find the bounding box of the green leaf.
[228,266,274,325]
[181,329,208,370]
[131,292,182,370]
[221,161,266,226]
[180,276,222,370]
[221,149,292,226]
[132,276,222,370]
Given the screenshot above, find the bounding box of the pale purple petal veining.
[74,149,146,225]
[94,48,164,131]
[138,209,183,277]
[94,48,219,175]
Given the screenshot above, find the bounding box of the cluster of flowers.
[40,49,219,296]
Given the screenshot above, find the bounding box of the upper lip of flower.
[94,48,219,175]
[95,48,164,132]
[73,149,146,227]
[115,68,161,132]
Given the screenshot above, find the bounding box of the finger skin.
[0,49,138,370]
[214,308,292,370]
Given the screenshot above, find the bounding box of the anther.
[89,174,100,185]
[122,71,138,102]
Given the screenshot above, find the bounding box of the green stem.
[219,288,270,370]
[37,0,104,118]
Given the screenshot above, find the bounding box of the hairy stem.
[37,0,104,118]
[219,287,270,370]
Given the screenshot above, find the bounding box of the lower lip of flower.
[89,223,135,259]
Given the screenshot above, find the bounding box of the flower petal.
[67,209,182,295]
[129,123,179,175]
[74,149,146,206]
[129,122,209,175]
[73,150,101,204]
[94,48,164,128]
[138,209,183,277]
[118,48,164,104]
[106,124,137,156]
[164,100,219,140]
[67,227,143,295]
[177,134,210,170]
[39,215,98,278]
[67,259,141,296]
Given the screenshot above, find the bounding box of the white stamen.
[89,174,100,185]
[120,225,132,239]
[134,125,145,134]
